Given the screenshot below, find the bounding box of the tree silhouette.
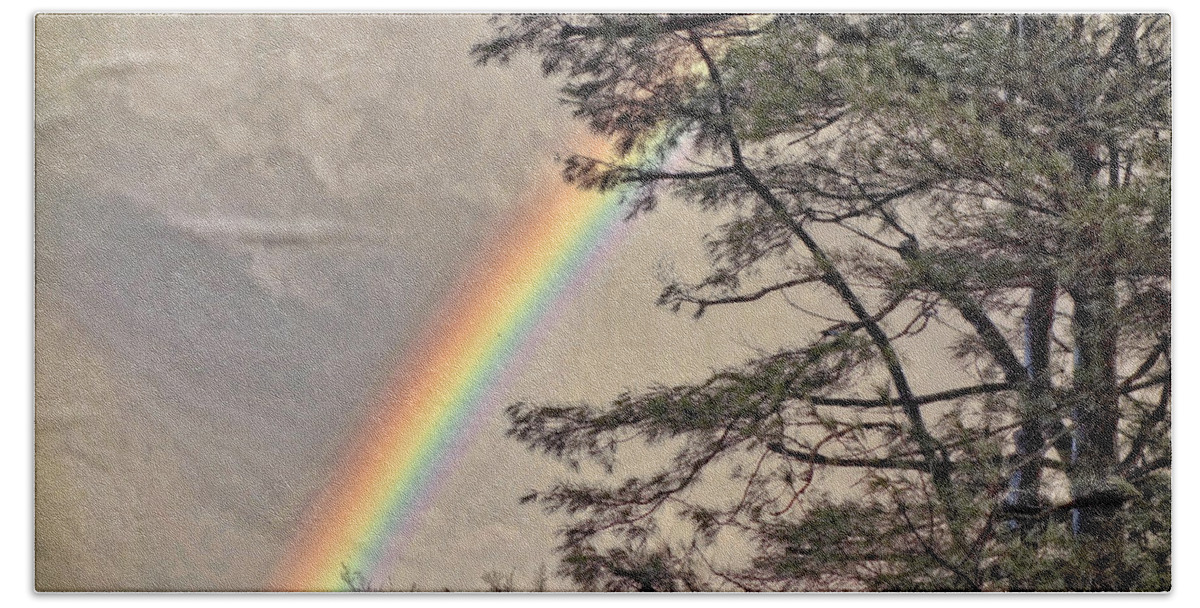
[474,14,1170,591]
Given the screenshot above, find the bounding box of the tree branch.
[809,382,1016,408]
[664,274,825,317]
[559,15,738,39]
[765,442,927,471]
[900,246,1030,385]
[623,166,737,182]
[1120,334,1169,390]
[1122,372,1169,394]
[1119,375,1170,473]
[687,28,950,489]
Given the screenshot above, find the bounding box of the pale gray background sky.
[34,14,830,590]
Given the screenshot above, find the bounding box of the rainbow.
[273,128,686,591]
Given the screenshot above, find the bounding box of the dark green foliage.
[474,14,1170,591]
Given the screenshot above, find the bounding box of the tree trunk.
[1069,274,1125,589]
[1008,270,1056,529]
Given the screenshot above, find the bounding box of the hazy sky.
[34,14,970,591]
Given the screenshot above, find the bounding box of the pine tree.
[473,14,1170,591]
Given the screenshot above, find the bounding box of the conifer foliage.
[473,15,1170,591]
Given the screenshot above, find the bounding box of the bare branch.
[1120,334,1169,390]
[664,274,824,317]
[765,442,928,471]
[809,382,1017,408]
[625,166,737,182]
[559,15,739,39]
